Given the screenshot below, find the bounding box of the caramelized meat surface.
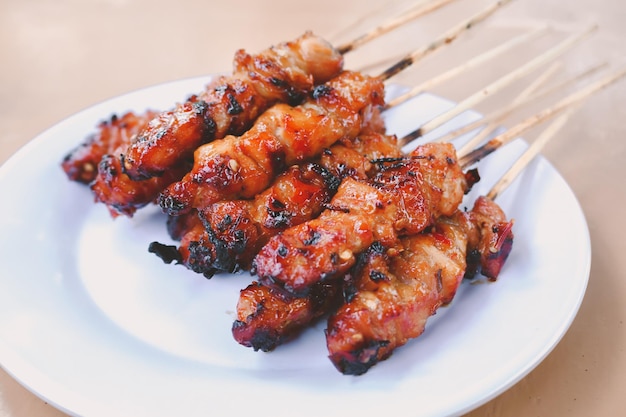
[61,110,156,184]
[326,197,514,375]
[253,143,469,296]
[158,71,385,216]
[122,32,344,181]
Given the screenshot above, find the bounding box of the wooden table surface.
[1,0,625,415]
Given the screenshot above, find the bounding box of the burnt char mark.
[309,281,341,312]
[195,100,217,143]
[120,153,158,181]
[216,214,233,232]
[98,154,118,183]
[265,196,289,228]
[226,92,243,115]
[148,241,182,264]
[464,248,481,280]
[311,84,333,99]
[159,193,188,215]
[369,270,387,282]
[464,168,481,193]
[342,241,387,302]
[199,220,248,274]
[232,321,281,352]
[186,241,218,278]
[352,241,385,273]
[276,244,289,257]
[332,339,391,375]
[265,206,293,229]
[269,77,305,106]
[372,154,429,173]
[303,230,321,246]
[309,162,341,191]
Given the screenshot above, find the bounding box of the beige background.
[1,0,625,415]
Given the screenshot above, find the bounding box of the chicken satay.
[150,162,340,276]
[230,142,469,350]
[90,154,190,218]
[122,32,344,181]
[151,122,401,277]
[326,197,514,375]
[232,191,509,355]
[61,110,157,184]
[253,142,475,296]
[158,70,385,216]
[165,210,203,242]
[464,195,515,280]
[232,280,343,352]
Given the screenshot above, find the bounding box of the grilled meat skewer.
[123,32,344,181]
[61,110,157,185]
[232,141,475,350]
[326,196,514,375]
[158,70,385,216]
[232,195,512,355]
[253,142,475,296]
[151,119,401,277]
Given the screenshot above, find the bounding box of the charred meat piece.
[156,127,401,277]
[253,142,469,296]
[232,281,342,352]
[326,197,514,375]
[62,110,156,184]
[122,32,344,181]
[158,70,385,216]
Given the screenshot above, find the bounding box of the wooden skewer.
[486,109,575,200]
[432,61,608,148]
[455,61,562,155]
[336,0,460,54]
[400,24,598,146]
[376,0,516,81]
[458,66,626,169]
[385,25,549,109]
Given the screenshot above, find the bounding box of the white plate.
[0,76,590,417]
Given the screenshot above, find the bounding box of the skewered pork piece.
[61,110,157,184]
[63,32,345,217]
[252,142,478,296]
[150,114,401,277]
[122,32,344,181]
[91,153,191,217]
[231,194,512,355]
[158,70,385,216]
[325,196,513,375]
[150,162,340,276]
[233,279,344,352]
[232,141,477,350]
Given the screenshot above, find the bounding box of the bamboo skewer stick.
[377,0,515,81]
[385,25,549,109]
[399,24,598,146]
[336,0,460,54]
[457,66,626,169]
[486,110,575,200]
[455,61,562,155]
[431,61,608,148]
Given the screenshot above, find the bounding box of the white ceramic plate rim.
[0,76,591,417]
